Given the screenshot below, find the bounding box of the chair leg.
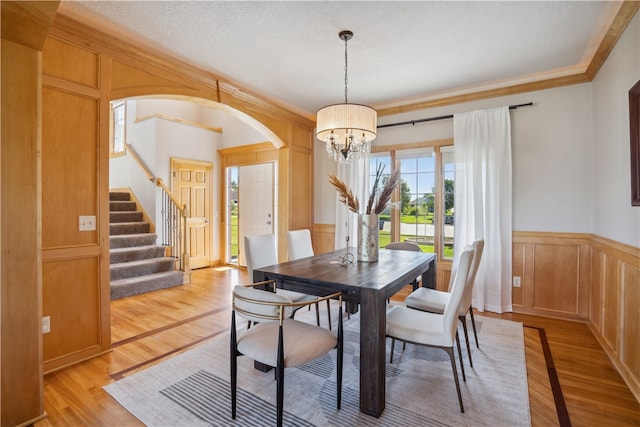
[389,337,396,363]
[231,313,238,419]
[276,326,285,427]
[469,307,480,348]
[455,332,466,382]
[326,299,332,331]
[459,315,473,368]
[314,302,320,327]
[444,347,465,413]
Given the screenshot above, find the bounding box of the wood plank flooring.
[35,266,640,426]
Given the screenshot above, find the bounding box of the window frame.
[110,101,126,158]
[372,138,453,262]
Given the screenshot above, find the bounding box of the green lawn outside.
[228,214,452,260]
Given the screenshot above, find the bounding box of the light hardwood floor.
[36,266,639,426]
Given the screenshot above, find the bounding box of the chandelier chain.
[344,35,348,104]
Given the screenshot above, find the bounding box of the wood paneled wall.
[38,14,315,372]
[512,232,592,319]
[589,235,640,402]
[1,2,59,425]
[41,32,111,373]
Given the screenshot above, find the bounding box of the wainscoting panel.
[512,232,591,319]
[589,235,640,402]
[311,224,335,255]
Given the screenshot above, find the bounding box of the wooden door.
[238,163,274,267]
[172,159,212,269]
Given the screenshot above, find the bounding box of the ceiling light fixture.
[316,30,377,164]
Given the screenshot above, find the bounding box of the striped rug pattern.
[105,309,531,426]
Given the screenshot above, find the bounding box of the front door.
[238,162,274,267]
[172,159,212,269]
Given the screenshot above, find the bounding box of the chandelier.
[316,30,377,163]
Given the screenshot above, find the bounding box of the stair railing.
[125,143,190,275]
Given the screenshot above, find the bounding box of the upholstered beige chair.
[244,233,320,324]
[386,246,475,413]
[404,239,484,366]
[231,282,343,426]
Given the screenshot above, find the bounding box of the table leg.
[359,287,386,417]
[424,259,436,289]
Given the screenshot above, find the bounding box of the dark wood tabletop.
[254,247,436,418]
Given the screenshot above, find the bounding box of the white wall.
[592,12,640,248]
[315,84,595,234]
[109,98,274,262]
[109,101,159,220]
[206,108,266,149]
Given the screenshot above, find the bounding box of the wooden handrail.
[125,143,155,182]
[123,143,189,275]
[156,178,186,215]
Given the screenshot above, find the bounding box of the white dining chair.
[244,233,320,325]
[404,239,484,367]
[384,241,422,290]
[286,229,334,328]
[386,245,475,413]
[286,229,314,260]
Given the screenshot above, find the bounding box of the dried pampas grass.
[329,165,400,215]
[372,168,400,214]
[328,174,360,213]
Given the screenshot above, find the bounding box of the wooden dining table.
[253,247,436,418]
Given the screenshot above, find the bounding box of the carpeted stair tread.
[109,189,185,299]
[110,271,184,300]
[110,222,150,235]
[110,233,158,248]
[110,211,143,223]
[110,257,176,281]
[110,245,167,264]
[110,192,131,201]
[110,200,137,212]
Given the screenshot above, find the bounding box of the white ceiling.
[57,1,623,119]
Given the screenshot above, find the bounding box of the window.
[111,101,126,157]
[371,143,454,261]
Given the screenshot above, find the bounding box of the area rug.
[105,307,530,426]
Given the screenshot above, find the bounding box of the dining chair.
[404,239,484,367]
[287,229,334,328]
[385,241,422,290]
[231,282,343,427]
[386,246,475,413]
[286,229,314,260]
[244,233,320,325]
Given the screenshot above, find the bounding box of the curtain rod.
[377,102,533,129]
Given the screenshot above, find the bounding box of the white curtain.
[335,155,370,250]
[453,106,512,313]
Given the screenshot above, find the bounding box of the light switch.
[79,215,96,231]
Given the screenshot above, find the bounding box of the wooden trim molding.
[135,113,222,133]
[376,2,639,118]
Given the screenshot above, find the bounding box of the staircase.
[109,191,184,299]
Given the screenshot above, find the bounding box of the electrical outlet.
[79,215,96,231]
[42,316,51,334]
[513,276,521,288]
